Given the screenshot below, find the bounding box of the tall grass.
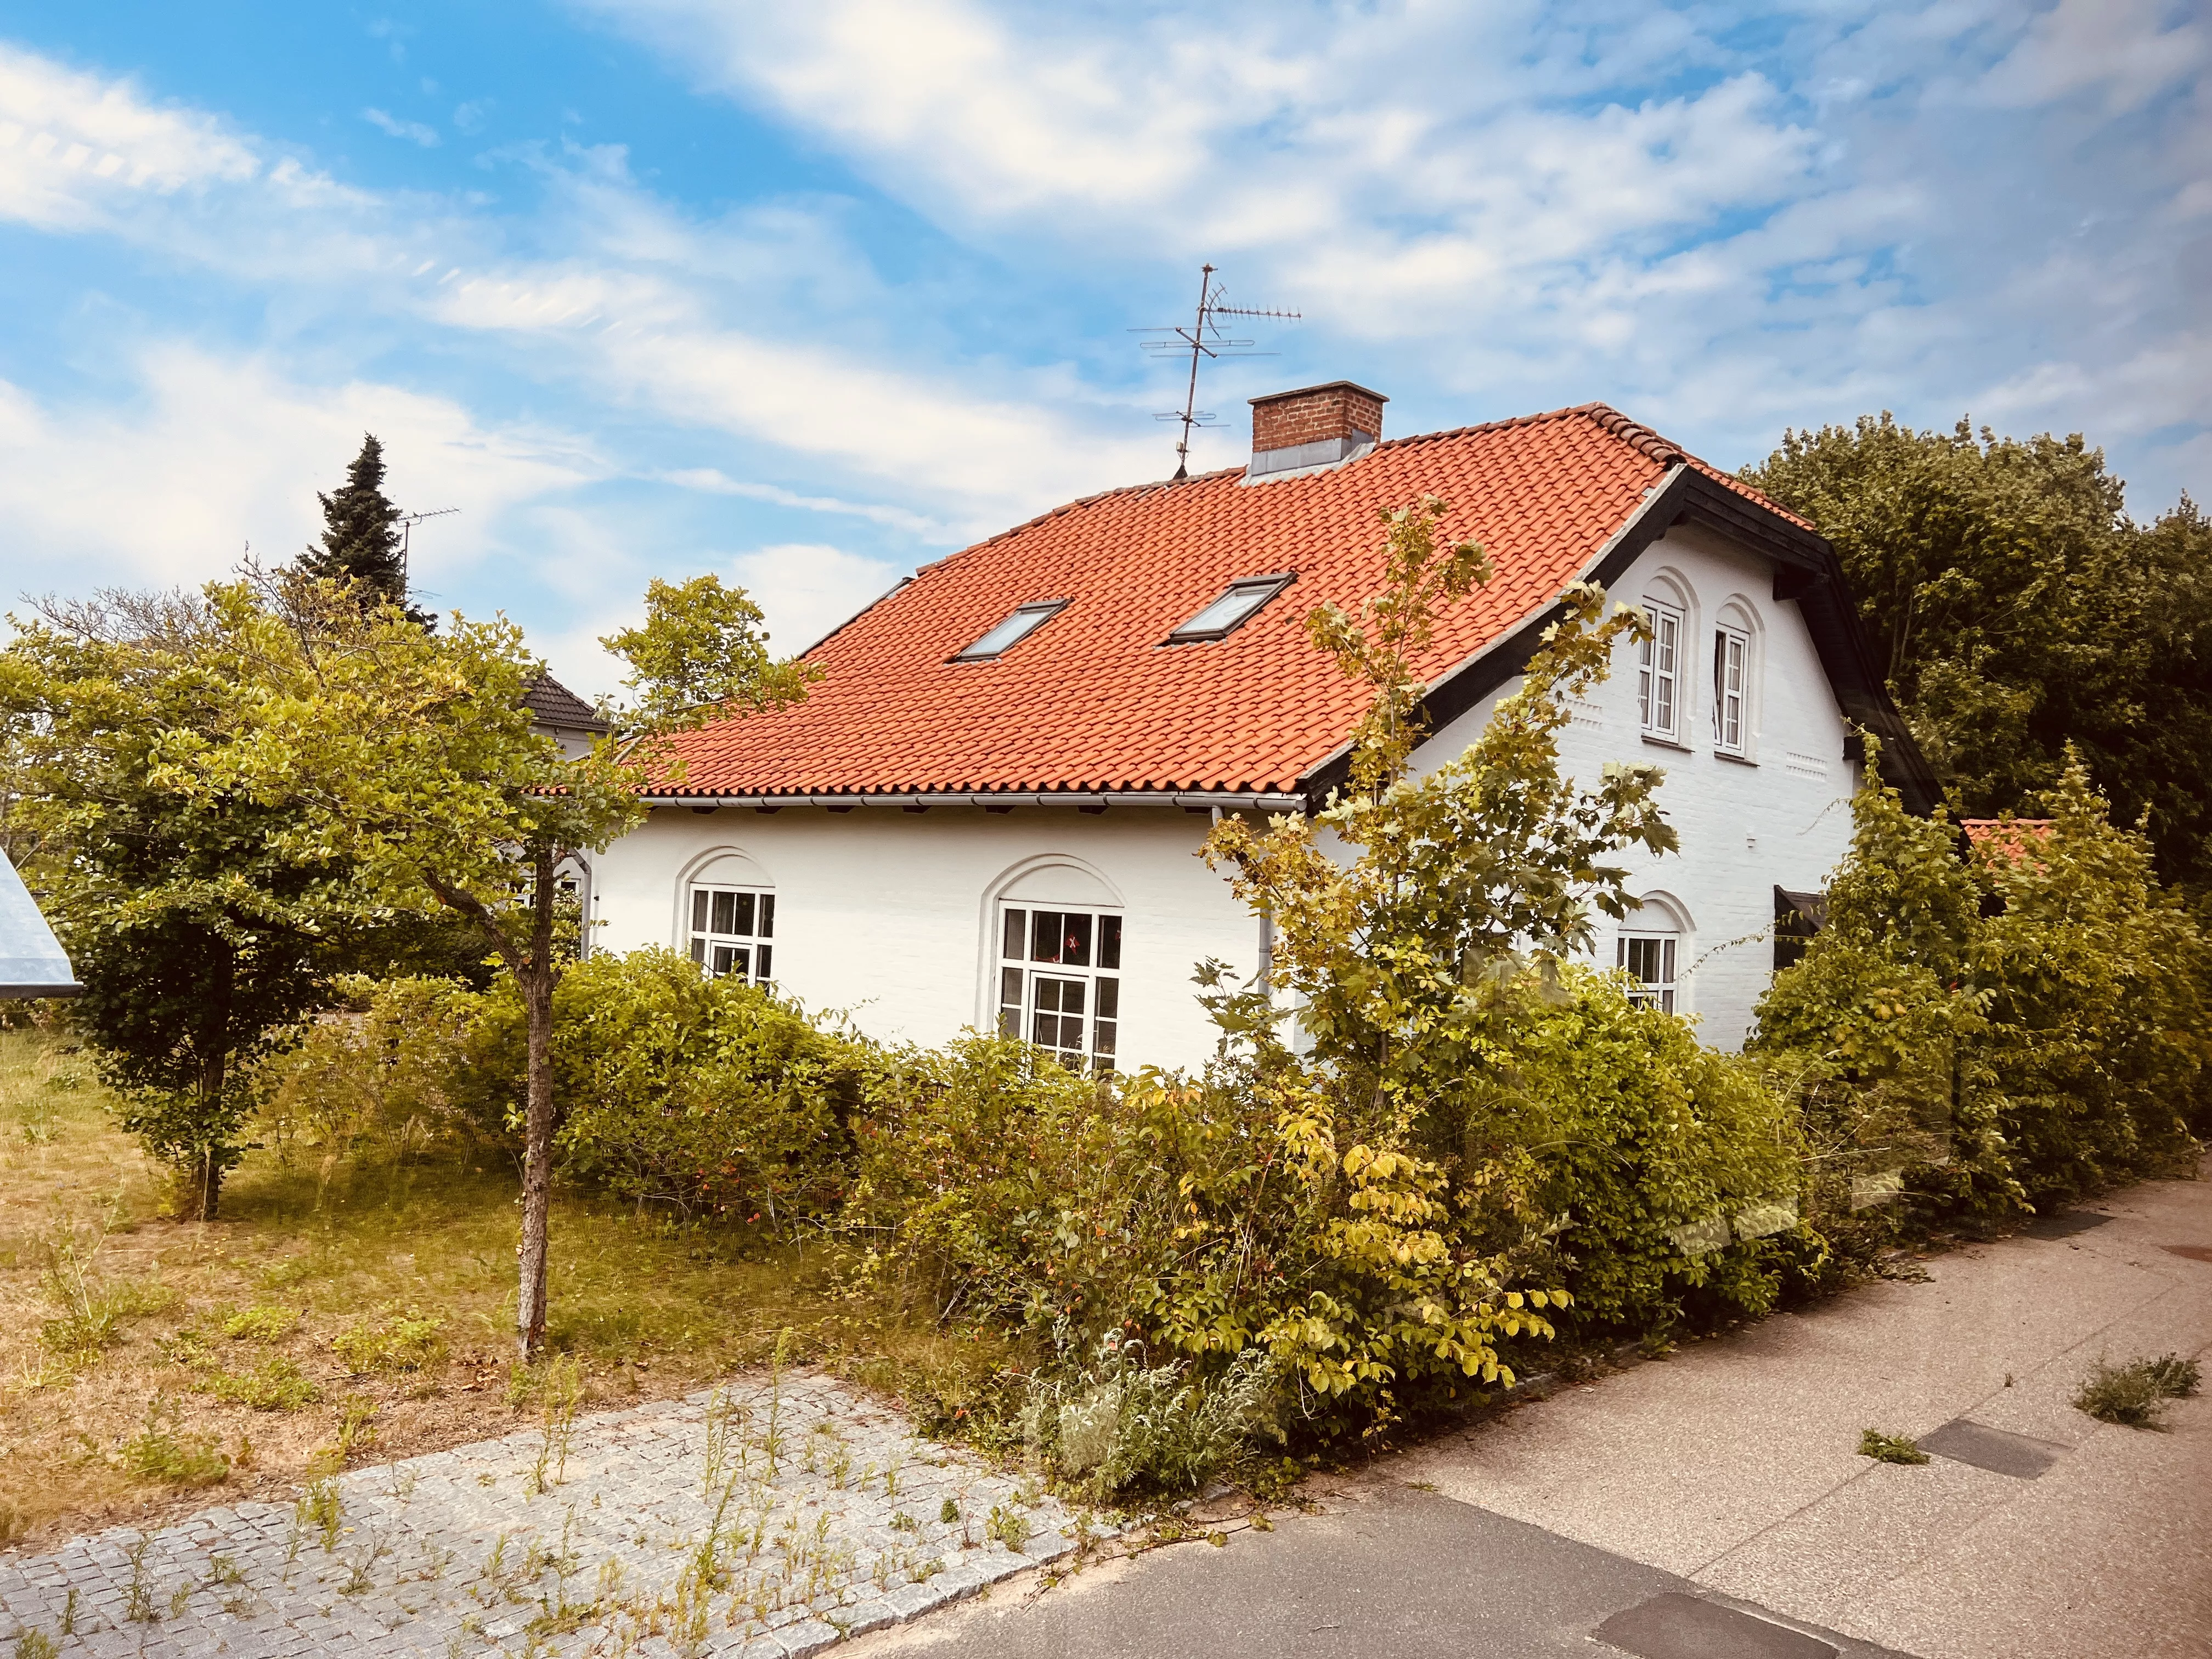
[0,1029,1002,1550]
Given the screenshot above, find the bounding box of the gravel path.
[0,1368,1105,1658]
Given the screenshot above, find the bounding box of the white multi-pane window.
[1618,930,1678,1013]
[1638,601,1683,740]
[687,884,775,984]
[1712,624,1748,754]
[996,904,1122,1071]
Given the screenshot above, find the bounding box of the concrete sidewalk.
[864,1165,2212,1659]
[1401,1166,2212,1658]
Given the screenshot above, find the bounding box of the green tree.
[173,572,808,1359]
[1187,499,1715,1414]
[0,589,355,1217]
[1204,497,1677,1103]
[1742,416,2212,887]
[1972,757,2209,1198]
[1750,747,2006,1220]
[295,433,428,623]
[1753,747,2208,1224]
[599,574,818,730]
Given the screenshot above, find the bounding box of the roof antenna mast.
[397,506,460,591]
[1134,264,1299,479]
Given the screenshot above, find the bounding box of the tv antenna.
[1133,264,1299,478]
[397,507,459,589]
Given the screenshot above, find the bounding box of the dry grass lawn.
[0,1030,1003,1554]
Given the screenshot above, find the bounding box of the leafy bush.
[544,949,864,1227]
[1452,968,1808,1333]
[1971,764,2208,1202]
[850,1029,1551,1451]
[1020,1339,1282,1498]
[257,974,514,1161]
[263,952,863,1229]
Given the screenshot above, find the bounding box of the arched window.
[991,861,1124,1071]
[685,852,775,985]
[1617,896,1688,1012]
[1637,573,1696,743]
[1712,599,1760,758]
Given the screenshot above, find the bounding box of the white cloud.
[0,345,600,594]
[363,107,441,147]
[657,469,956,541]
[562,0,2204,518]
[0,43,1170,528]
[0,42,258,228]
[527,540,902,699]
[1976,0,2209,115]
[726,541,905,654]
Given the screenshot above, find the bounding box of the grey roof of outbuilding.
[1,848,82,997]
[523,674,612,733]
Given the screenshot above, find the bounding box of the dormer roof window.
[1166,574,1296,643]
[953,600,1068,662]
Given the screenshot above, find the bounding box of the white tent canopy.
[0,849,81,997]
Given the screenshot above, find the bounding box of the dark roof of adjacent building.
[524,674,611,733]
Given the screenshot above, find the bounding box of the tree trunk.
[188,1053,225,1223]
[515,844,562,1365]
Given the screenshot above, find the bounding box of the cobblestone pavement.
[0,1369,1108,1658]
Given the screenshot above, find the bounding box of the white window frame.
[686,882,776,985]
[995,902,1123,1072]
[1712,622,1749,756]
[1638,600,1684,742]
[1617,930,1679,1013]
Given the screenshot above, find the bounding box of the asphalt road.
[853,1484,1905,1659]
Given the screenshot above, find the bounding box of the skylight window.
[953,600,1068,662]
[1166,574,1295,644]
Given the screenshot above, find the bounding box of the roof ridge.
[1372,401,1686,466]
[884,399,1809,609]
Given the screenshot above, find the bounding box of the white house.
[591,383,1934,1067]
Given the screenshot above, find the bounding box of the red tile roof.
[1960,818,2054,864]
[657,403,1802,799]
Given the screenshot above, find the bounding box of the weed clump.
[2074,1354,2202,1428]
[331,1311,446,1375]
[220,1305,298,1342]
[1022,1339,1280,1499]
[1857,1428,1928,1465]
[34,1210,172,1370]
[202,1358,321,1412]
[117,1406,230,1488]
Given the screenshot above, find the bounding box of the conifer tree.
[297,433,424,619]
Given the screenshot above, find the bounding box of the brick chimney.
[1247,381,1386,479]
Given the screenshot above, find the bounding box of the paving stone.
[1,1370,1113,1659]
[777,1617,844,1657]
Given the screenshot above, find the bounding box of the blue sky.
[2,1,2205,697]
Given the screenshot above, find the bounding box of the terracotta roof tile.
[658,403,1803,798]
